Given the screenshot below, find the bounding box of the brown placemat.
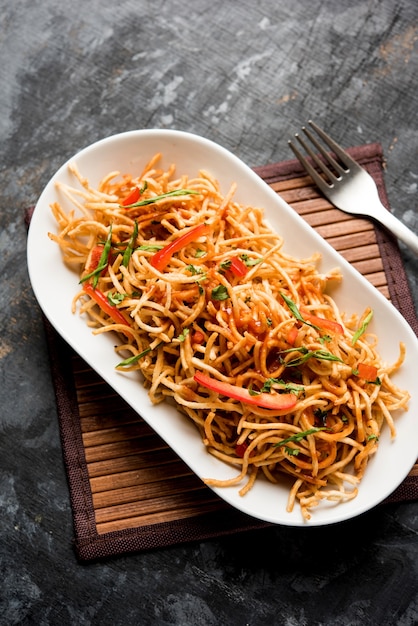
[33,143,418,561]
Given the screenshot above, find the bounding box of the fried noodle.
[48,154,410,520]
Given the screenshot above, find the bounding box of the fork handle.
[371,202,418,255]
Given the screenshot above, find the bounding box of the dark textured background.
[1,1,417,624]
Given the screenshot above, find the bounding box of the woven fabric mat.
[37,143,418,561]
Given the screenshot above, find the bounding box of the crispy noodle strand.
[48,155,410,521]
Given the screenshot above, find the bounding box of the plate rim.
[27,128,418,527]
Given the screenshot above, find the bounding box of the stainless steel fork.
[288,120,418,255]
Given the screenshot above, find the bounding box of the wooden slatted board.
[76,359,228,534]
[74,171,395,536]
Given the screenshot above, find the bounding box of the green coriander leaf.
[177,328,190,342]
[211,285,229,301]
[107,292,126,305]
[284,447,300,456]
[122,220,138,267]
[117,347,152,367]
[260,377,304,394]
[281,292,322,332]
[281,292,304,322]
[284,346,308,353]
[219,260,232,272]
[281,347,343,367]
[137,244,164,251]
[195,249,207,258]
[116,341,162,367]
[279,346,309,356]
[80,225,113,287]
[370,377,382,386]
[240,254,263,267]
[122,188,199,208]
[352,309,374,344]
[185,265,207,282]
[275,427,327,448]
[319,334,332,344]
[248,384,261,396]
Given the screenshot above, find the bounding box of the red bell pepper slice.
[121,187,141,207]
[286,325,299,346]
[357,363,378,381]
[151,223,210,272]
[83,283,130,327]
[300,308,344,335]
[191,330,205,345]
[87,245,105,272]
[235,443,249,458]
[194,371,297,411]
[229,256,247,278]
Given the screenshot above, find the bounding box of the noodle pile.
[48,153,410,520]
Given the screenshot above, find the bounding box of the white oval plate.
[27,129,418,526]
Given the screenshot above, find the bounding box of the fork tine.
[302,125,347,177]
[292,132,339,184]
[307,120,359,171]
[288,137,332,191]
